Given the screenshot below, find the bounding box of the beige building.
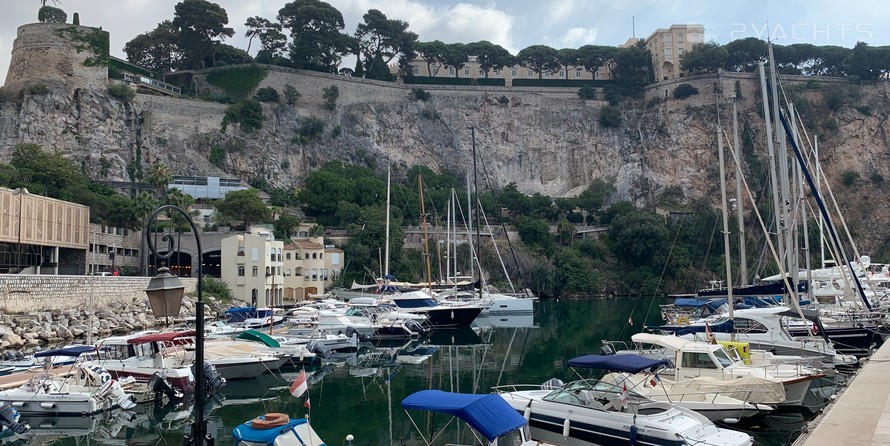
[645,24,706,81]
[283,238,325,301]
[220,228,284,307]
[403,55,612,85]
[0,187,90,275]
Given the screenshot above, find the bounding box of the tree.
[723,37,766,72]
[516,45,560,79]
[274,212,301,240]
[355,9,417,80]
[515,216,553,254]
[172,0,235,69]
[607,209,668,265]
[610,42,651,89]
[415,40,448,76]
[680,41,728,74]
[10,143,86,201]
[557,48,580,79]
[215,189,272,229]
[145,163,172,198]
[557,219,576,245]
[124,20,182,73]
[278,0,353,73]
[221,99,264,133]
[576,45,616,78]
[211,43,251,66]
[466,41,513,78]
[845,42,889,81]
[441,43,469,78]
[323,85,339,110]
[38,6,66,23]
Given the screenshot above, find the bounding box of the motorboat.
[646,307,859,368]
[568,354,773,423]
[0,346,137,415]
[495,358,754,446]
[233,413,325,446]
[401,389,541,446]
[438,289,537,316]
[384,290,483,327]
[234,329,320,365]
[0,349,77,372]
[93,330,198,393]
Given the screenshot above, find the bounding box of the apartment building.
[645,24,706,81]
[220,228,284,307]
[403,55,612,85]
[283,238,326,301]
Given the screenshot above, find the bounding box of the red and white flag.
[620,384,629,409]
[627,315,634,326]
[290,370,308,398]
[304,395,311,410]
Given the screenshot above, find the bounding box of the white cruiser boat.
[93,330,197,393]
[496,355,753,446]
[0,346,136,415]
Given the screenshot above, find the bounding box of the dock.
[795,341,890,445]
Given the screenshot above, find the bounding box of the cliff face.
[0,64,888,250]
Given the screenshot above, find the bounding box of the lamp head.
[144,266,185,318]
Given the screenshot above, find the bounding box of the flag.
[705,323,716,344]
[627,315,634,326]
[620,384,629,409]
[304,395,311,410]
[649,373,661,387]
[290,370,308,398]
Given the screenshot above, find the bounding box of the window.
[544,72,550,78]
[305,253,310,259]
[286,253,291,260]
[677,34,684,44]
[412,66,419,75]
[664,34,673,43]
[251,248,258,262]
[252,266,258,276]
[464,68,469,75]
[312,253,317,259]
[681,352,717,369]
[576,69,582,78]
[320,253,323,260]
[266,266,271,276]
[495,69,501,76]
[238,266,245,276]
[734,318,768,334]
[527,69,533,77]
[449,67,455,75]
[479,69,484,76]
[511,69,517,76]
[664,47,673,57]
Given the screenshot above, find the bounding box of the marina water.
[6,298,832,445]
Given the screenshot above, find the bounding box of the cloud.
[330,0,517,52]
[560,27,598,47]
[545,0,578,25]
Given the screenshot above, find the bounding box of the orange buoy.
[250,413,290,429]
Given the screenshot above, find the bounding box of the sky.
[2,0,889,85]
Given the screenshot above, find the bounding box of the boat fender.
[523,403,531,421]
[562,419,570,439]
[629,424,638,445]
[251,413,290,429]
[675,317,690,326]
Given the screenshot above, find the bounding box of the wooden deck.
[0,367,73,390]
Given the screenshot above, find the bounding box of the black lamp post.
[143,205,208,446]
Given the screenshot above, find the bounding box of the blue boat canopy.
[567,354,669,373]
[401,390,527,442]
[34,345,97,358]
[233,418,320,446]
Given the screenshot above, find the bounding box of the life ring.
[675,317,690,326]
[250,413,290,429]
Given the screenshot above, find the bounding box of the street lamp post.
[143,205,209,446]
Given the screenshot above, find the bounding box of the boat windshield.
[712,348,735,367]
[542,380,625,407]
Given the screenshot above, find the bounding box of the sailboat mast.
[466,173,474,282]
[815,135,825,268]
[790,105,814,301]
[718,127,734,321]
[758,61,785,283]
[384,166,391,279]
[768,43,794,279]
[446,194,451,284]
[470,126,483,300]
[732,97,748,285]
[419,174,433,289]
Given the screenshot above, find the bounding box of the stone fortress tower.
[4,21,110,92]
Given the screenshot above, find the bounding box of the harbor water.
[3,298,835,445]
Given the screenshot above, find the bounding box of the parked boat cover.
[34,345,96,358]
[237,330,282,348]
[567,354,669,373]
[678,376,787,404]
[233,418,324,446]
[401,390,526,441]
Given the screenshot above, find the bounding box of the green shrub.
[284,84,300,105]
[599,105,622,128]
[25,84,50,95]
[38,6,67,23]
[280,159,291,170]
[411,88,431,101]
[673,83,699,99]
[331,125,342,138]
[841,170,860,187]
[107,84,135,102]
[293,116,325,144]
[202,277,233,303]
[221,99,263,133]
[823,85,847,112]
[209,144,225,167]
[578,84,597,100]
[870,172,884,185]
[206,66,268,99]
[497,95,509,104]
[254,87,280,103]
[323,85,339,110]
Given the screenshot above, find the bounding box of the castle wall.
[5,23,108,92]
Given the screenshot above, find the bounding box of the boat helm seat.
[604,393,625,412]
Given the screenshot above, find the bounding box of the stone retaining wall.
[0,274,198,313]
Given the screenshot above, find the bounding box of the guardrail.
[122,72,181,96]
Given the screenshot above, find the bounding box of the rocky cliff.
[0,26,888,251]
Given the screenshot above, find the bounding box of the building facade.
[283,239,326,301]
[220,228,284,307]
[645,24,706,81]
[402,56,612,85]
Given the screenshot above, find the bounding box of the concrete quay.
[795,341,890,445]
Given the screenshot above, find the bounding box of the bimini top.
[128,330,196,344]
[34,345,97,358]
[401,390,527,442]
[567,354,669,373]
